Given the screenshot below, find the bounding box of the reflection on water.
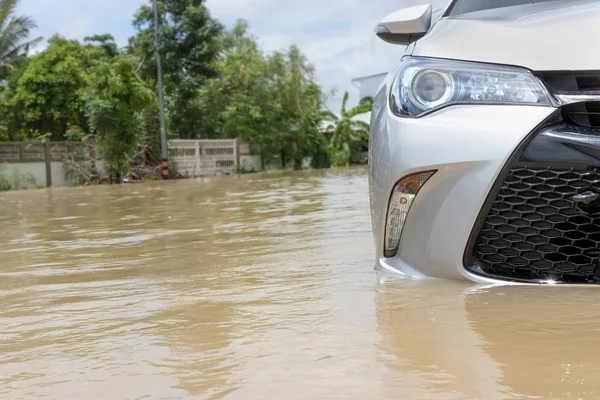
[1,168,600,399]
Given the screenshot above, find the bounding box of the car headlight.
[390,57,554,117]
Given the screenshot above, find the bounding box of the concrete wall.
[0,163,47,188]
[1,161,106,188]
[226,154,298,173]
[51,162,67,187]
[239,155,262,172]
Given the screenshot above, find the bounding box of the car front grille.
[563,102,600,129]
[466,73,600,284]
[468,167,600,284]
[538,72,600,92]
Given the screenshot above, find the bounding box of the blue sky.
[17,0,431,110]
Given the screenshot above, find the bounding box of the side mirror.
[375,4,432,45]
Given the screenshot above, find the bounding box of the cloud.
[18,0,448,110]
[18,0,142,48]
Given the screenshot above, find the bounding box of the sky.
[16,0,435,111]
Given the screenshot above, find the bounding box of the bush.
[350,151,369,165]
[0,174,11,192]
[329,143,351,167]
[310,144,331,169]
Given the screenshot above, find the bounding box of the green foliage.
[350,150,369,165]
[324,91,372,166]
[9,35,119,140]
[359,96,374,106]
[329,143,351,167]
[84,56,155,183]
[129,0,222,137]
[0,54,27,139]
[64,126,94,142]
[198,20,328,169]
[12,36,88,139]
[0,0,41,138]
[0,0,42,75]
[310,142,331,169]
[84,34,119,57]
[0,172,10,191]
[0,83,9,140]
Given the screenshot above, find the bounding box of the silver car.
[369,0,600,284]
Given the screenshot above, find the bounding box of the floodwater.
[2,168,600,400]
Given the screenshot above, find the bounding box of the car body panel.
[413,0,600,71]
[369,84,556,280]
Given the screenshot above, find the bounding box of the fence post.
[196,141,201,176]
[19,142,25,162]
[234,139,239,171]
[44,141,52,188]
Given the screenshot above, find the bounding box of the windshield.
[447,0,562,15]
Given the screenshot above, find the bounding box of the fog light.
[384,171,435,258]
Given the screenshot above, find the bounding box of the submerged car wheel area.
[369,0,600,284]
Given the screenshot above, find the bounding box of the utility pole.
[152,0,168,179]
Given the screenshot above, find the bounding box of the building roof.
[352,73,388,101]
[351,73,388,85]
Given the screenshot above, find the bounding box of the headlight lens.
[391,57,553,117]
[411,70,454,109]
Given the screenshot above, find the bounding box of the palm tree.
[323,91,372,166]
[0,0,42,71]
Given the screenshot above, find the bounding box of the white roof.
[352,73,388,100]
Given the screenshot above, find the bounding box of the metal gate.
[170,139,238,177]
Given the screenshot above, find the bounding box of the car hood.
[412,0,600,71]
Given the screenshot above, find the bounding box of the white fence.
[170,139,239,177]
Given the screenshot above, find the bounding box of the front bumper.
[369,103,556,283]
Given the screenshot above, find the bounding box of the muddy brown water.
[2,168,600,399]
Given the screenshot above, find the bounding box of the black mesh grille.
[468,167,600,283]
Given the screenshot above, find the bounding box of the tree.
[264,45,327,169]
[197,20,327,169]
[8,35,118,140]
[10,36,92,139]
[0,0,42,74]
[0,0,39,137]
[84,56,155,183]
[129,0,222,137]
[0,54,27,139]
[84,34,119,58]
[323,91,372,167]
